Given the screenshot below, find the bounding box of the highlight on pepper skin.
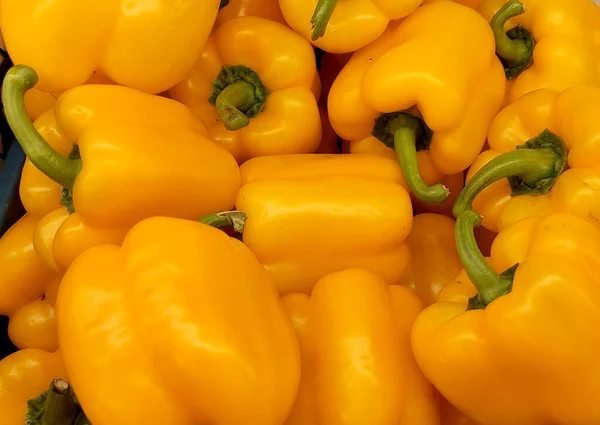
[0,0,599,424]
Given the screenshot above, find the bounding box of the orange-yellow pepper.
[0,349,66,425]
[232,154,413,295]
[402,214,462,307]
[454,86,600,233]
[329,2,505,203]
[282,269,439,425]
[24,89,56,121]
[216,0,286,27]
[0,214,57,317]
[0,0,220,94]
[57,216,300,425]
[4,65,241,270]
[413,210,600,425]
[170,17,321,164]
[8,298,58,353]
[477,0,600,104]
[278,0,423,53]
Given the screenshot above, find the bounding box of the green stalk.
[490,0,535,79]
[2,65,81,189]
[389,114,449,204]
[456,210,515,308]
[199,211,248,233]
[453,130,567,218]
[311,0,339,40]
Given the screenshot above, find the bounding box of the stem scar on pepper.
[453,129,567,218]
[491,0,535,80]
[372,111,449,204]
[26,378,91,425]
[311,0,339,41]
[209,65,270,131]
[2,65,81,206]
[199,210,248,234]
[456,210,518,310]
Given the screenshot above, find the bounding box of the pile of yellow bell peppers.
[0,0,599,424]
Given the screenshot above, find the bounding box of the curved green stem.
[2,65,81,189]
[42,379,79,425]
[199,211,247,233]
[215,81,258,131]
[311,0,338,41]
[453,130,567,218]
[390,114,449,204]
[456,210,514,308]
[491,0,534,79]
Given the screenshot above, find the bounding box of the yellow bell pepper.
[282,269,439,425]
[413,210,600,425]
[229,154,413,295]
[8,298,58,353]
[0,214,57,317]
[402,214,462,307]
[24,88,56,121]
[170,17,321,164]
[328,2,505,203]
[453,86,600,233]
[0,0,220,94]
[3,65,241,270]
[57,216,300,425]
[0,349,66,425]
[216,0,286,27]
[478,0,600,104]
[278,0,423,53]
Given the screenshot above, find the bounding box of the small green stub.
[26,379,91,425]
[508,129,568,196]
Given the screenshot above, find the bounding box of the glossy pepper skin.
[0,214,57,317]
[424,0,482,7]
[4,65,241,269]
[454,86,600,233]
[57,217,300,425]
[282,269,439,425]
[236,154,413,295]
[8,298,59,353]
[478,0,600,104]
[170,17,321,164]
[279,0,423,54]
[0,349,66,425]
[413,211,600,425]
[329,2,505,204]
[0,0,220,94]
[216,0,285,27]
[402,214,462,307]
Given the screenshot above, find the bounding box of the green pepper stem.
[2,65,81,189]
[311,0,338,41]
[215,81,258,131]
[456,210,513,306]
[453,147,558,218]
[390,114,449,204]
[199,211,247,233]
[42,379,80,425]
[491,0,529,67]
